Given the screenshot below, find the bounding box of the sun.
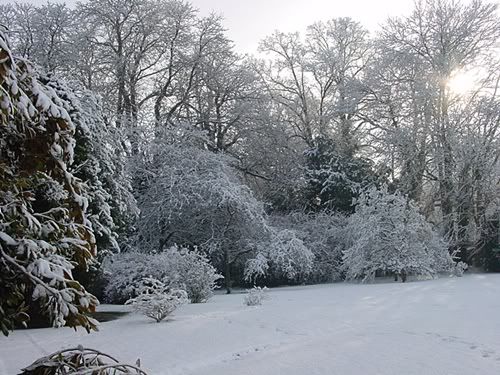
[447,69,478,95]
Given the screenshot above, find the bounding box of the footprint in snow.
[423,332,497,361]
[481,350,494,358]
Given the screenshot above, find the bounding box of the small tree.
[126,277,188,323]
[343,187,453,282]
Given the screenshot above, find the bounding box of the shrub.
[243,286,269,306]
[104,252,155,303]
[453,261,468,277]
[269,212,347,283]
[171,249,223,303]
[244,229,314,283]
[21,345,147,374]
[104,245,221,303]
[126,277,188,323]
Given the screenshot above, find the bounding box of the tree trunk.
[401,271,407,283]
[224,252,232,294]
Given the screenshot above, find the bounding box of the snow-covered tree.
[343,187,453,282]
[41,77,137,255]
[136,131,322,290]
[364,0,500,264]
[0,27,98,335]
[126,277,188,322]
[135,136,269,292]
[76,0,176,133]
[236,108,307,213]
[187,40,264,152]
[0,2,74,74]
[259,18,371,149]
[34,76,138,300]
[304,136,381,213]
[73,91,138,249]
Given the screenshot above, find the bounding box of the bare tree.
[259,18,372,153]
[366,0,500,257]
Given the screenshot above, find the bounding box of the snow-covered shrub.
[104,252,157,303]
[343,187,453,282]
[126,277,188,322]
[270,229,314,279]
[104,246,221,303]
[168,247,223,303]
[21,345,148,374]
[245,229,314,282]
[453,261,468,277]
[243,286,269,306]
[244,253,270,283]
[270,212,348,282]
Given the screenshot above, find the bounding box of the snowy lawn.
[1,274,500,375]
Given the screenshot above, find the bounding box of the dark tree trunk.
[401,271,407,283]
[225,261,232,294]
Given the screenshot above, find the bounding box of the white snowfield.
[1,274,499,375]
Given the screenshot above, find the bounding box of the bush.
[243,286,269,306]
[21,345,147,374]
[270,212,347,283]
[104,252,155,303]
[453,261,468,277]
[126,277,188,322]
[244,229,314,283]
[104,245,221,303]
[168,248,223,303]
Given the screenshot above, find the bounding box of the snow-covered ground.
[1,274,500,375]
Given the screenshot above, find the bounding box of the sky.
[5,0,480,53]
[189,0,417,53]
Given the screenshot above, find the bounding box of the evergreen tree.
[304,137,378,213]
[0,28,98,335]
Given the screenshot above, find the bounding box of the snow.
[0,231,17,246]
[1,274,500,375]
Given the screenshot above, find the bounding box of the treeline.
[0,0,499,333]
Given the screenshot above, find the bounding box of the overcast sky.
[190,0,417,53]
[4,0,480,53]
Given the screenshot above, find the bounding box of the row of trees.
[1,0,499,333]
